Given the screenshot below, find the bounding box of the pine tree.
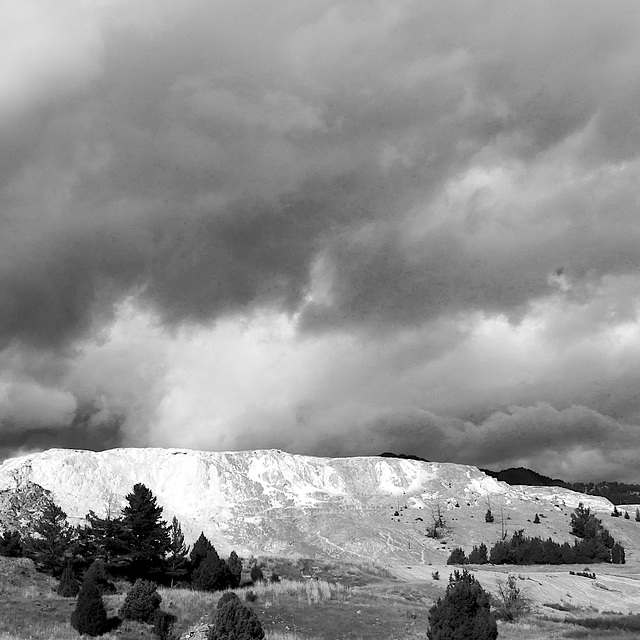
[120,484,170,581]
[167,516,190,586]
[485,509,494,523]
[208,596,265,640]
[533,513,541,524]
[468,543,488,564]
[0,530,22,557]
[228,551,243,588]
[624,511,630,520]
[192,549,230,592]
[24,501,75,577]
[612,543,626,564]
[190,532,214,574]
[57,562,80,597]
[83,509,130,575]
[427,569,497,640]
[446,548,468,565]
[250,564,264,584]
[83,559,116,595]
[71,573,108,637]
[636,508,640,522]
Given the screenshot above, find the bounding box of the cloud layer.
[3,0,640,480]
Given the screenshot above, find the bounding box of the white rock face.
[0,447,614,564]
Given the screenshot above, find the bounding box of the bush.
[0,530,23,557]
[208,597,265,640]
[71,576,108,637]
[428,569,497,640]
[58,562,80,597]
[119,579,162,623]
[446,548,468,565]
[218,592,241,608]
[494,574,530,622]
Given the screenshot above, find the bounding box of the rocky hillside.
[0,448,622,565]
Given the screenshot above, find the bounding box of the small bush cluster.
[119,579,162,623]
[208,593,264,640]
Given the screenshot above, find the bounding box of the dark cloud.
[3,1,640,479]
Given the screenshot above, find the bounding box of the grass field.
[3,557,640,639]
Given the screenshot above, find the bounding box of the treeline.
[448,502,626,566]
[0,482,254,592]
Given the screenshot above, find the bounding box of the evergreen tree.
[190,532,213,573]
[228,551,243,588]
[250,564,264,584]
[485,509,494,523]
[24,502,75,577]
[611,506,621,517]
[119,579,162,623]
[624,511,630,520]
[208,596,265,640]
[167,516,190,586]
[71,573,108,637]
[428,569,497,640]
[533,513,541,524]
[468,543,488,564]
[446,547,468,565]
[612,543,626,564]
[83,510,130,575]
[192,549,230,592]
[636,508,640,522]
[57,562,80,597]
[83,559,116,595]
[0,530,23,557]
[120,484,170,581]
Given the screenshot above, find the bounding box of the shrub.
[446,548,468,565]
[0,530,23,557]
[218,592,241,608]
[119,579,162,623]
[432,571,440,580]
[71,576,108,637]
[269,572,281,583]
[58,562,80,597]
[245,590,258,603]
[208,597,265,640]
[493,574,530,622]
[427,569,497,640]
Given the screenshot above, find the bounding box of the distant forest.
[379,453,640,505]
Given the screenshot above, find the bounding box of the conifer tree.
[71,573,108,637]
[83,509,130,575]
[190,532,214,573]
[446,547,468,565]
[83,559,116,595]
[485,509,494,523]
[57,562,80,597]
[624,511,630,520]
[167,516,190,586]
[250,564,264,584]
[533,513,541,524]
[208,596,265,640]
[0,530,22,557]
[468,543,488,564]
[228,550,243,588]
[119,579,162,623]
[24,502,75,577]
[192,549,230,592]
[427,569,497,640]
[120,484,170,581]
[636,508,640,522]
[612,543,626,564]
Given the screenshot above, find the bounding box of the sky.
[2,0,640,481]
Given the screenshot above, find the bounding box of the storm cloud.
[3,0,640,480]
